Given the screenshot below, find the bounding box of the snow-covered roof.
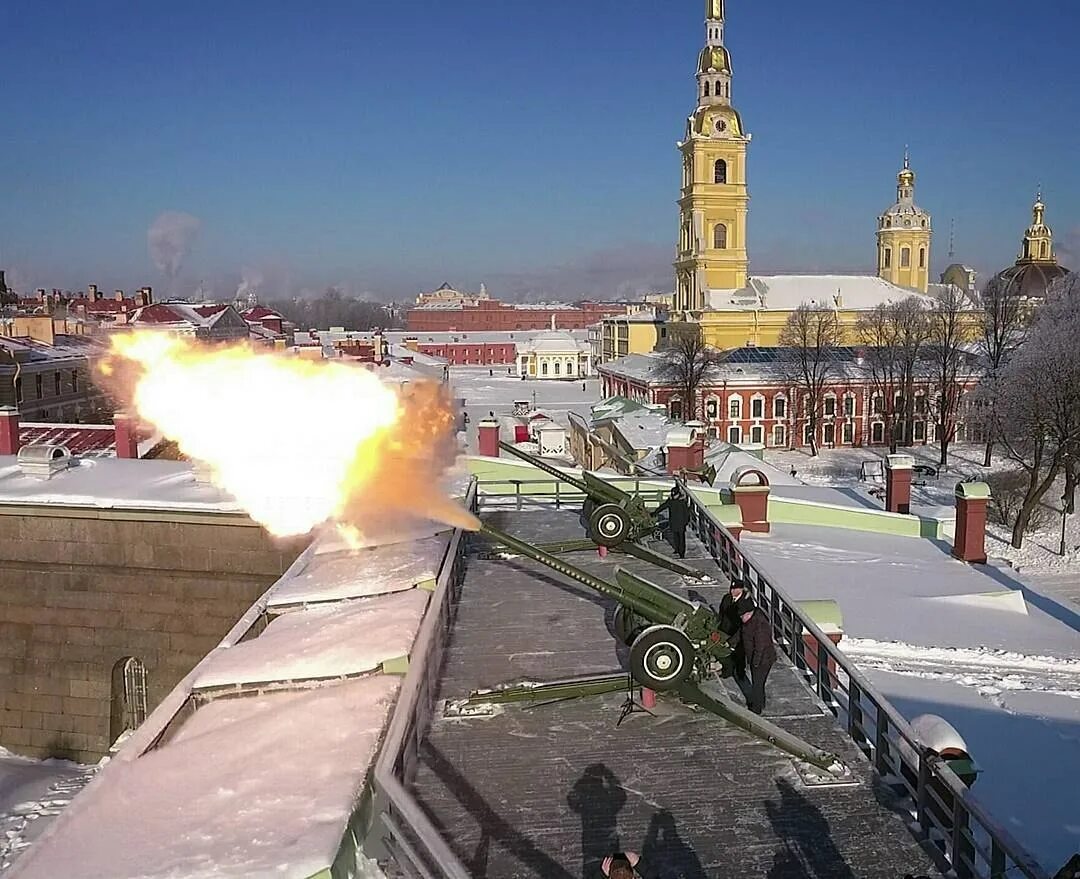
[9,677,399,879]
[0,457,243,514]
[708,275,937,312]
[295,329,589,347]
[516,330,591,355]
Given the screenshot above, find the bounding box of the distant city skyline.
[1,0,1077,301]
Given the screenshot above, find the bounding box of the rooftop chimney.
[88,283,99,301]
[953,482,990,564]
[885,454,914,515]
[17,444,73,480]
[478,418,501,457]
[114,413,139,459]
[115,289,125,301]
[0,408,21,456]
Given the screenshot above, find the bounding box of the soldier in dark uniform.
[717,578,747,680]
[734,596,777,714]
[655,485,691,558]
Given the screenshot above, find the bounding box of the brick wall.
[0,511,305,762]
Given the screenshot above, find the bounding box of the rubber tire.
[613,605,644,645]
[629,625,695,691]
[589,503,631,548]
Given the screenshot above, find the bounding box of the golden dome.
[898,167,915,187]
[698,46,731,74]
[691,105,743,138]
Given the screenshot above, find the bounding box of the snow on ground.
[0,750,95,875]
[743,522,1080,871]
[765,443,1080,576]
[449,366,602,448]
[194,589,428,689]
[8,677,399,879]
[744,524,1078,656]
[866,668,1080,872]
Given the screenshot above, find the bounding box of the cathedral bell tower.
[673,0,751,316]
[1018,190,1057,264]
[876,150,932,293]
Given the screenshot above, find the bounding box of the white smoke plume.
[235,267,264,303]
[148,211,202,280]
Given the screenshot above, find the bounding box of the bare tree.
[977,273,1029,466]
[856,298,930,453]
[778,305,843,457]
[925,285,970,467]
[656,328,720,422]
[990,276,1080,548]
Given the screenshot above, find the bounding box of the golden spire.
[707,0,725,20]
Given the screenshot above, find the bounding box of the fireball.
[100,332,477,539]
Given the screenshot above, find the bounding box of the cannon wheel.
[613,605,643,645]
[589,504,631,548]
[629,625,694,691]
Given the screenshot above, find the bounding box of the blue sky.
[1,0,1077,301]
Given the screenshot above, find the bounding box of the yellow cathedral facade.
[667,1,945,350]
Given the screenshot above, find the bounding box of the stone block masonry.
[0,508,305,762]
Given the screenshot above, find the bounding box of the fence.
[369,482,476,879]
[370,477,1049,879]
[689,497,1048,879]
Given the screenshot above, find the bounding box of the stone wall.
[0,508,305,761]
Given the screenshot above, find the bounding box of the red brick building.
[599,347,981,450]
[406,298,625,332]
[404,339,516,366]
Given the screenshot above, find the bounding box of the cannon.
[476,522,848,775]
[496,441,704,578]
[498,440,655,547]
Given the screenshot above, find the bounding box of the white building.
[516,331,593,380]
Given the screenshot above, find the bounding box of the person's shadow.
[641,810,707,879]
[764,778,856,879]
[567,764,627,878]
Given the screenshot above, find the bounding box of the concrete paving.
[412,511,938,878]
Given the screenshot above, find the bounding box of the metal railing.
[473,477,668,511]
[369,482,476,879]
[689,497,1048,879]
[371,476,1049,879]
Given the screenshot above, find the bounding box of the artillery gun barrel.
[480,524,674,624]
[681,684,847,775]
[498,441,591,494]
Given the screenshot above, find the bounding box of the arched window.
[703,81,711,97]
[728,395,742,420]
[541,362,548,376]
[883,248,892,269]
[554,362,561,376]
[900,247,911,268]
[919,247,926,269]
[1040,242,1049,259]
[110,656,148,744]
[669,397,683,421]
[714,223,728,250]
[714,159,727,184]
[705,397,719,420]
[1023,241,1031,260]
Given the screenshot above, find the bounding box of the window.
[750,397,764,419]
[871,421,885,444]
[843,395,855,417]
[883,248,892,268]
[554,362,561,376]
[669,398,683,421]
[823,396,836,417]
[750,425,764,445]
[54,373,61,396]
[713,223,728,249]
[110,656,148,744]
[919,248,927,269]
[567,361,575,375]
[773,397,787,419]
[823,423,835,446]
[842,421,854,444]
[728,396,741,420]
[803,423,813,446]
[772,424,786,448]
[35,375,43,399]
[705,398,719,420]
[541,362,548,376]
[872,395,884,415]
[914,420,926,442]
[1041,242,1049,259]
[704,81,711,97]
[714,159,727,184]
[708,427,719,440]
[728,426,741,444]
[914,394,927,414]
[901,247,911,268]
